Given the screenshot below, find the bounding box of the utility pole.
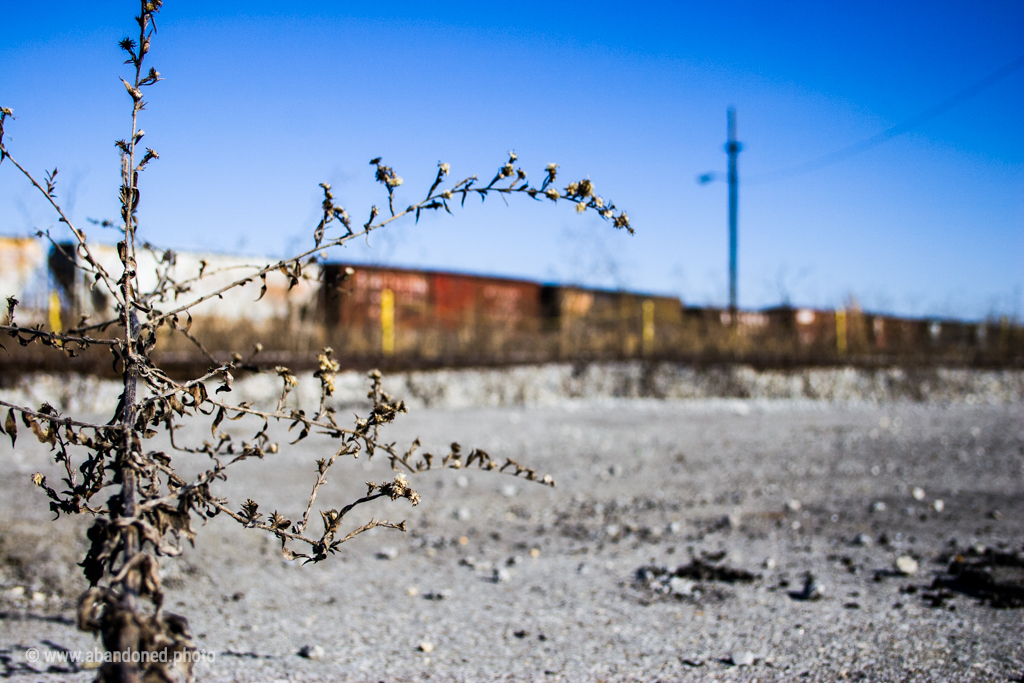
[726,107,742,318]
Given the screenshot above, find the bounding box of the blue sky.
[1,1,1022,319]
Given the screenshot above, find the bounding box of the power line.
[746,53,1024,185]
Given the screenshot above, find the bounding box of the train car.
[540,285,682,358]
[320,263,544,362]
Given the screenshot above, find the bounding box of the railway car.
[320,263,546,363]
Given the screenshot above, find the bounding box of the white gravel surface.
[1,366,1023,681]
[4,362,1024,414]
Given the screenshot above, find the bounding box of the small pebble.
[456,475,469,488]
[854,533,873,547]
[911,487,926,501]
[932,499,944,512]
[798,573,824,600]
[377,547,399,560]
[501,485,518,498]
[894,556,919,575]
[669,577,695,595]
[31,592,45,603]
[456,507,471,521]
[730,650,755,666]
[785,499,802,512]
[298,645,325,661]
[494,568,512,583]
[871,501,887,513]
[418,641,434,653]
[726,510,742,529]
[407,587,419,597]
[10,587,25,597]
[530,548,541,558]
[763,557,776,570]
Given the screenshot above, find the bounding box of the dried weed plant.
[0,2,631,682]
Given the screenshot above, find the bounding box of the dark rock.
[790,573,824,601]
[932,548,1024,608]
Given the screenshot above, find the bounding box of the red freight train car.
[320,264,544,361]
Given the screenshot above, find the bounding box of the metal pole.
[726,107,742,318]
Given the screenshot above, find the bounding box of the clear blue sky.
[2,1,1022,319]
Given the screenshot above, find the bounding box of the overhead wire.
[744,53,1024,186]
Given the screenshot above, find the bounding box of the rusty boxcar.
[320,264,545,363]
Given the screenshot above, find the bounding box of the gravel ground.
[1,378,1023,681]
